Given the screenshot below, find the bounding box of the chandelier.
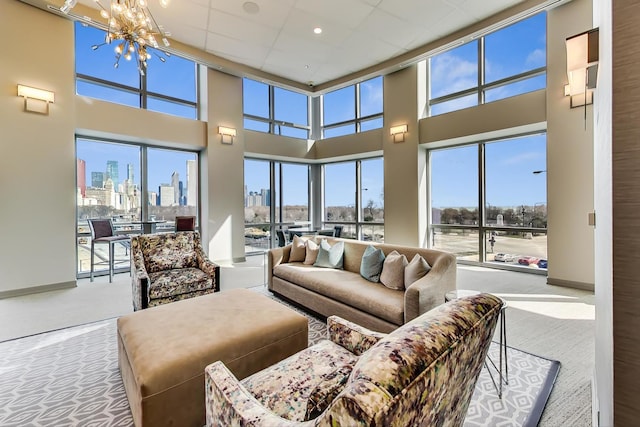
[60,0,171,75]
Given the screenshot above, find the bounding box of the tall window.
[75,22,198,119]
[428,12,546,116]
[429,133,547,270]
[76,138,199,277]
[243,79,310,139]
[322,76,383,138]
[147,148,198,222]
[244,159,310,252]
[323,158,384,241]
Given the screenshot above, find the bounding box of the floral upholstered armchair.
[130,231,219,311]
[205,293,503,427]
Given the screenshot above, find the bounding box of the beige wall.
[546,0,595,290]
[419,89,546,145]
[383,66,422,246]
[75,96,207,150]
[0,1,77,295]
[205,69,245,262]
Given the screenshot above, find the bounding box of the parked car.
[537,259,548,268]
[494,253,516,262]
[518,256,538,265]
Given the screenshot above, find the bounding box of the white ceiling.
[73,0,527,86]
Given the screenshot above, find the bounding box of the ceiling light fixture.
[60,0,171,75]
[313,27,322,35]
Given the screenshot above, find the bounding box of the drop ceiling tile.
[356,8,424,49]
[209,0,296,30]
[167,25,208,50]
[280,9,353,47]
[151,2,210,34]
[457,0,523,21]
[377,0,455,27]
[205,32,270,66]
[208,9,280,48]
[340,31,404,63]
[294,0,374,29]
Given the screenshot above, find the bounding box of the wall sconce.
[218,126,236,145]
[390,124,408,143]
[565,28,599,109]
[17,84,55,114]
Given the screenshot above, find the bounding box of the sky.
[74,12,546,210]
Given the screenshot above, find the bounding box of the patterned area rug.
[0,289,559,427]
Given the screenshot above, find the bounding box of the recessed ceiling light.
[313,27,322,35]
[242,1,260,14]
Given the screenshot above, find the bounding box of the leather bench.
[117,288,308,427]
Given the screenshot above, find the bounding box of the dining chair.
[88,218,130,283]
[175,216,196,232]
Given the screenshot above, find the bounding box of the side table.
[445,289,508,398]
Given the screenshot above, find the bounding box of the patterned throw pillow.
[360,245,385,282]
[289,235,307,262]
[380,250,408,290]
[314,240,344,269]
[405,253,432,287]
[304,240,320,265]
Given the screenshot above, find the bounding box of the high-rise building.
[91,171,104,188]
[171,172,180,206]
[244,185,248,207]
[77,159,86,197]
[159,184,174,207]
[186,159,197,206]
[262,188,270,207]
[106,160,119,188]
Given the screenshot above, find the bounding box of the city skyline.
[76,152,197,208]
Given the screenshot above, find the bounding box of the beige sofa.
[268,237,457,333]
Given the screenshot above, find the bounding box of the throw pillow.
[289,235,307,262]
[304,240,320,265]
[380,250,408,290]
[314,240,344,269]
[405,253,432,287]
[360,245,385,282]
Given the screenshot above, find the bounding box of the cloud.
[430,53,477,97]
[360,80,383,113]
[526,48,546,68]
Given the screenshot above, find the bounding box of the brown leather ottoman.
[117,288,308,427]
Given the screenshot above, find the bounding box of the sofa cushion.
[380,250,408,290]
[273,264,404,325]
[290,235,307,262]
[148,267,213,299]
[241,339,358,422]
[405,253,431,286]
[360,245,385,283]
[304,240,320,265]
[314,240,344,269]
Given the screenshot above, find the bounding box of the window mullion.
[478,37,485,106]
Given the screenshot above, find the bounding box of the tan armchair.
[130,231,219,311]
[205,293,503,426]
